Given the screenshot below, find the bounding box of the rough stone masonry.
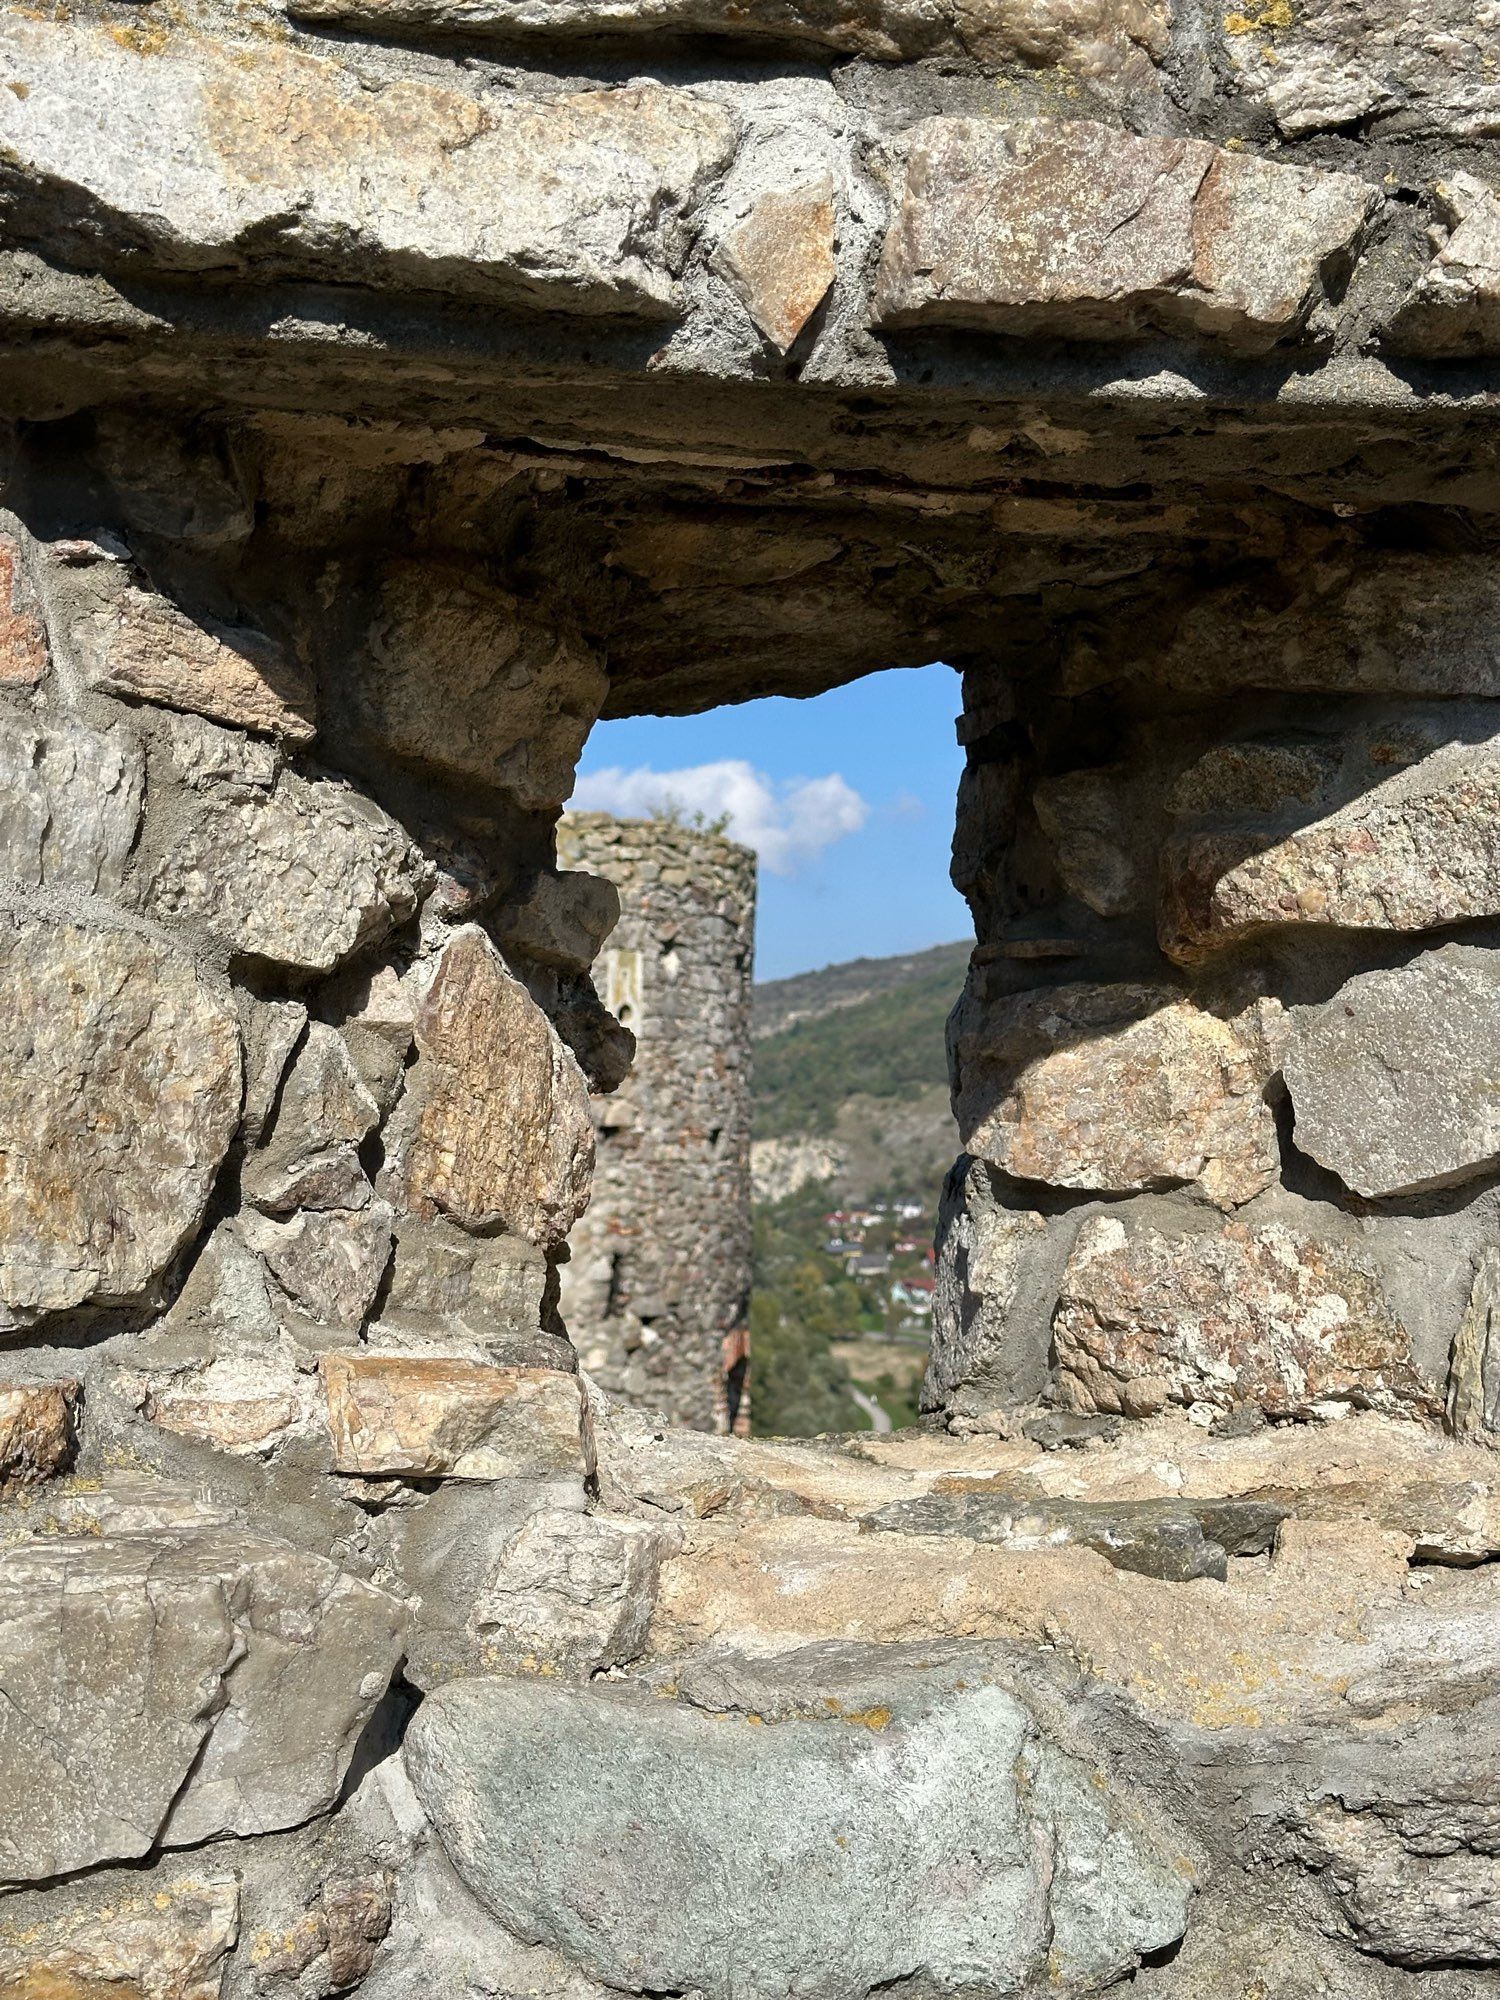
[4,0,1500,1993]
[557,811,756,1434]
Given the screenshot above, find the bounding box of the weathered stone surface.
[372,1214,554,1362]
[148,771,428,975]
[322,1353,584,1479]
[0,711,143,897]
[0,1875,240,2000]
[1386,170,1500,357]
[71,568,315,741]
[473,1509,677,1673]
[0,21,734,317]
[387,927,593,1247]
[325,961,421,1116]
[253,1876,393,1993]
[244,1202,394,1333]
[284,0,1168,78]
[239,997,308,1149]
[0,1529,405,1880]
[714,177,837,353]
[1284,946,1500,1198]
[0,529,48,686]
[243,1023,381,1215]
[1031,763,1141,916]
[492,868,620,976]
[954,984,1280,1209]
[1052,1212,1432,1422]
[120,1343,320,1458]
[1290,1799,1500,1968]
[1161,724,1500,962]
[873,120,1375,352]
[927,1157,1048,1408]
[1448,1246,1500,1438]
[0,916,241,1331]
[0,1379,79,1494]
[864,1488,1286,1583]
[1214,0,1500,141]
[162,708,283,794]
[407,1651,1194,2000]
[365,566,606,801]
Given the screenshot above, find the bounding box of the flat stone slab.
[873,118,1375,353]
[0,17,734,316]
[1284,945,1500,1198]
[406,1648,1194,2000]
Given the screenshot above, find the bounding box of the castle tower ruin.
[557,812,755,1434]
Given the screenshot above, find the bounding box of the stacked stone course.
[4,0,1500,1989]
[557,811,755,1436]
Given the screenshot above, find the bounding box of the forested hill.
[751,940,970,1140]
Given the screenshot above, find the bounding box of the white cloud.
[568,759,869,875]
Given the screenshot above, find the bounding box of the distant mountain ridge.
[752,939,970,1144]
[753,940,971,1043]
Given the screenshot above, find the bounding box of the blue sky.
[570,662,972,981]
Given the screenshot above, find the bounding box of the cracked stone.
[472,1508,679,1674]
[385,926,594,1247]
[0,710,144,898]
[0,916,241,1332]
[148,770,429,975]
[0,1379,80,1495]
[69,565,315,741]
[0,1528,405,1881]
[0,22,736,317]
[953,982,1280,1209]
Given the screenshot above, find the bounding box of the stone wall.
[4,0,1500,1990]
[557,812,755,1434]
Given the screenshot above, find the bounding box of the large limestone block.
[472,1508,677,1674]
[0,1874,240,2000]
[406,1652,1194,1998]
[0,916,241,1330]
[873,119,1375,352]
[0,1529,405,1881]
[70,568,316,742]
[285,0,1167,80]
[954,983,1280,1208]
[387,927,593,1246]
[1213,0,1500,141]
[148,770,428,974]
[1052,1213,1431,1421]
[1386,171,1500,357]
[1284,946,1500,1198]
[0,20,735,317]
[322,1352,585,1479]
[1161,723,1500,962]
[365,565,606,802]
[0,710,143,896]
